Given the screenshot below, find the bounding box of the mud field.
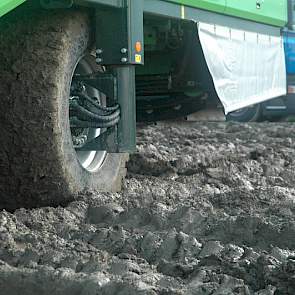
[1,121,295,294]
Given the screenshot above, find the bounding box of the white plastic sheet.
[198,23,287,114]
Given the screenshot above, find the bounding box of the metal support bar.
[288,0,294,29]
[116,66,137,152]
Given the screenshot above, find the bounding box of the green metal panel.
[166,0,226,13]
[226,0,287,27]
[0,0,26,17]
[166,0,287,27]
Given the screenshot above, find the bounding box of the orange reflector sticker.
[135,42,142,53]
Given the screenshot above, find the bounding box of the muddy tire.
[0,7,128,210]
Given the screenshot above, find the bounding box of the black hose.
[70,117,120,128]
[73,92,120,113]
[83,102,118,117]
[72,103,120,122]
[70,99,120,120]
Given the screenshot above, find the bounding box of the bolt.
[121,48,128,54]
[121,57,128,63]
[96,58,103,63]
[96,48,103,54]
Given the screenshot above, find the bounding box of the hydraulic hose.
[71,102,120,122]
[70,117,120,128]
[73,92,120,113]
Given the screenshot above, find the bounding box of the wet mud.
[1,122,295,294]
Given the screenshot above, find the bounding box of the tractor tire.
[226,104,262,122]
[0,7,128,210]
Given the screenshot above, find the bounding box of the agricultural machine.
[0,0,288,210]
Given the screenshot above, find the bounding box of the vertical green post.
[116,66,137,153]
[95,0,143,153]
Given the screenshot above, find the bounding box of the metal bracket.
[73,67,136,153]
[95,0,144,65]
[73,72,117,101]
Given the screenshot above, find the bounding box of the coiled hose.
[70,92,120,128]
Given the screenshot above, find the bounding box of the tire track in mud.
[1,122,295,294]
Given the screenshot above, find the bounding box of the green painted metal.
[166,0,287,27]
[116,66,137,153]
[226,0,287,27]
[166,0,226,14]
[0,0,26,17]
[96,0,144,65]
[0,0,288,28]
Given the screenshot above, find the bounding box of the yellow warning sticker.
[135,54,142,64]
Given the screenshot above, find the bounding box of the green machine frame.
[73,0,286,153]
[165,0,287,27]
[0,0,288,153]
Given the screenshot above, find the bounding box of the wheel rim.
[70,56,107,172]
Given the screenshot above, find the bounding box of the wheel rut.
[1,122,295,294]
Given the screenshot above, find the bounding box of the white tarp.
[198,22,287,114]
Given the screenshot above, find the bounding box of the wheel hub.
[69,56,107,172]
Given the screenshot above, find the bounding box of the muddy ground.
[1,121,295,294]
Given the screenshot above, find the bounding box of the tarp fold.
[198,23,287,114]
